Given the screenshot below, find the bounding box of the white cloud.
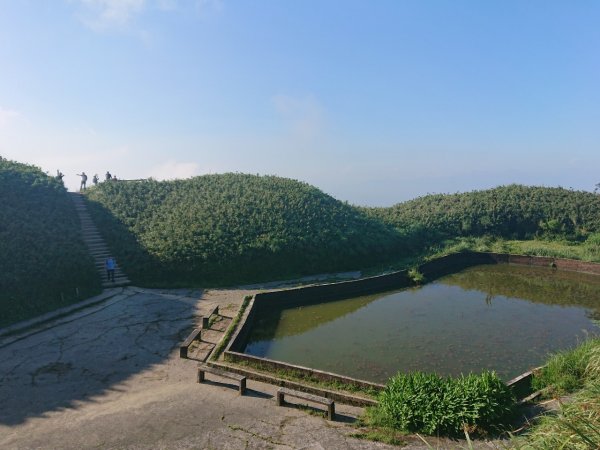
[147,160,201,180]
[195,0,224,14]
[272,94,325,140]
[74,0,223,32]
[77,0,146,30]
[0,107,21,128]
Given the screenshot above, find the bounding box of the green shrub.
[85,175,406,287]
[371,371,516,436]
[370,185,600,245]
[585,233,600,246]
[407,268,425,284]
[0,157,100,327]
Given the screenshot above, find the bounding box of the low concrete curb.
[207,360,379,407]
[0,288,125,343]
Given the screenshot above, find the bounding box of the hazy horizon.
[1,1,599,206]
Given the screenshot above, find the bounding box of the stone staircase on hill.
[69,192,131,288]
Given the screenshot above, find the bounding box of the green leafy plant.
[368,371,516,436]
[408,267,425,284]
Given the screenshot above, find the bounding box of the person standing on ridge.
[105,171,112,181]
[77,172,88,191]
[105,256,116,283]
[92,174,99,185]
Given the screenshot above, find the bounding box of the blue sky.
[1,0,599,205]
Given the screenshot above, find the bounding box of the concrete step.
[90,251,111,256]
[84,238,103,242]
[87,245,109,251]
[100,272,128,279]
[84,237,105,243]
[71,192,131,288]
[102,280,130,288]
[85,241,107,247]
[88,248,110,254]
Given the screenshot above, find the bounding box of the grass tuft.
[532,338,600,396]
[210,295,252,360]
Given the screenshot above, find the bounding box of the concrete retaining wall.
[224,251,600,395]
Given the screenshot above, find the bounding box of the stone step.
[70,192,131,288]
[102,280,130,288]
[101,275,128,282]
[87,244,109,250]
[84,238,105,244]
[95,265,126,273]
[87,246,110,252]
[85,241,108,247]
[90,252,110,257]
[90,252,111,257]
[82,237,102,242]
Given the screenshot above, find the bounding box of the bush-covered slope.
[370,185,600,242]
[0,158,100,327]
[85,174,405,286]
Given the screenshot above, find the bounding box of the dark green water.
[243,264,600,382]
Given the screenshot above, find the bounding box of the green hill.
[85,174,406,286]
[0,158,100,327]
[369,185,600,243]
[5,160,600,327]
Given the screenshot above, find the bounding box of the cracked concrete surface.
[0,287,498,449]
[0,287,391,449]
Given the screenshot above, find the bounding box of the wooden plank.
[279,387,333,405]
[201,306,220,328]
[277,387,335,420]
[197,363,246,395]
[179,328,202,358]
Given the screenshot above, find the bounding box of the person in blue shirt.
[105,256,116,282]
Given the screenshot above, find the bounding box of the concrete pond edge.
[213,251,600,404]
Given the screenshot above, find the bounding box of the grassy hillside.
[0,158,100,327]
[85,174,406,286]
[5,160,600,325]
[369,185,600,243]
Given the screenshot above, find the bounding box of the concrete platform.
[0,286,502,449]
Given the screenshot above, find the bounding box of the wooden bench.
[201,305,220,328]
[179,327,202,358]
[276,387,335,420]
[197,363,246,395]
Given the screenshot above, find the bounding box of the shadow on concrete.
[199,379,242,393]
[244,389,273,400]
[0,287,201,426]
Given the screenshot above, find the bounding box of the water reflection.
[244,264,600,382]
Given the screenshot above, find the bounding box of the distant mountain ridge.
[369,184,600,240]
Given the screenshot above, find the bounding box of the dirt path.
[0,287,501,449]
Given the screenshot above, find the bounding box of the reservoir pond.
[243,264,600,382]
